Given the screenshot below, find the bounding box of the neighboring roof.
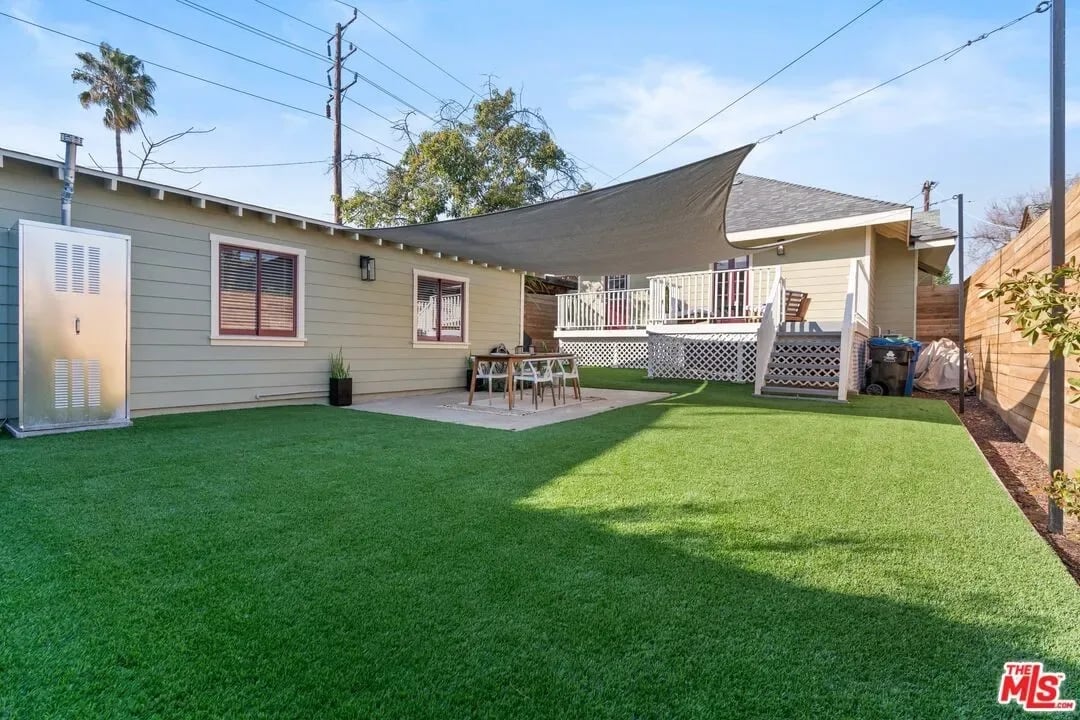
[911,217,958,243]
[725,174,908,234]
[1,143,752,276]
[1020,202,1050,231]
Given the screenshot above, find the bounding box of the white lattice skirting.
[647,332,757,383]
[559,339,649,369]
[851,331,869,393]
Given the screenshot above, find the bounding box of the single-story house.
[558,174,957,396]
[0,148,525,432]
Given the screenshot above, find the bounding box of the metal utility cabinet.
[5,220,131,437]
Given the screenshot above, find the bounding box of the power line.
[605,0,887,185]
[756,2,1051,144]
[330,0,612,182]
[81,0,394,123]
[253,0,446,105]
[902,190,924,205]
[173,0,437,122]
[331,0,478,97]
[96,159,330,171]
[0,12,402,155]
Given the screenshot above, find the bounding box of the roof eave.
[728,207,913,244]
[0,147,528,274]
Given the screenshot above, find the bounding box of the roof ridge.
[735,173,909,210]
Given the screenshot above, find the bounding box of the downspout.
[59,133,83,226]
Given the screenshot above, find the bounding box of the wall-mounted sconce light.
[359,255,376,281]
[776,244,785,257]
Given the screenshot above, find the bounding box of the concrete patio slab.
[346,388,670,431]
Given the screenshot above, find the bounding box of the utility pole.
[1047,0,1065,535]
[328,9,358,224]
[956,193,965,415]
[921,180,938,212]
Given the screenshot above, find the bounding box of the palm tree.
[72,43,157,176]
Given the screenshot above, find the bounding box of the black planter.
[329,377,353,406]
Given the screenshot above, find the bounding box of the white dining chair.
[552,356,581,402]
[474,358,509,406]
[515,358,557,409]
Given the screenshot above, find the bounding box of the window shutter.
[258,251,296,335]
[220,245,258,335]
[439,280,464,341]
[416,276,440,340]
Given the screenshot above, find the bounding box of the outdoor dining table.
[467,352,576,410]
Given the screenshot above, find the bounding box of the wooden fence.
[964,182,1080,473]
[524,293,558,352]
[915,285,960,343]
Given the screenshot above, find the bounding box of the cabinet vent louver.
[53,360,69,409]
[69,360,86,408]
[71,244,85,294]
[54,243,69,292]
[88,246,101,294]
[87,360,101,407]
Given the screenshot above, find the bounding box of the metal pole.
[59,133,82,226]
[1047,0,1066,534]
[332,23,343,224]
[956,193,965,415]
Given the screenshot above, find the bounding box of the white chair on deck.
[552,356,581,402]
[474,358,509,406]
[515,358,557,409]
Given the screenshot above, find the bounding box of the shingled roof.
[726,174,909,233]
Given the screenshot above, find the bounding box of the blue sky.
[1,0,1077,277]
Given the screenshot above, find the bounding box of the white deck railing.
[556,288,650,332]
[836,257,869,401]
[555,268,782,333]
[648,267,780,325]
[753,273,786,394]
[416,294,462,337]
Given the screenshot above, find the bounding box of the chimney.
[59,133,83,226]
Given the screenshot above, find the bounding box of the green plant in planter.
[329,348,351,379]
[978,257,1080,519]
[328,348,353,406]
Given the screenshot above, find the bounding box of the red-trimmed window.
[219,244,298,337]
[415,275,465,342]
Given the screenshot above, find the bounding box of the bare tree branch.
[133,126,216,180]
[85,153,107,172]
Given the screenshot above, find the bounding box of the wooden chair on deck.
[785,291,811,322]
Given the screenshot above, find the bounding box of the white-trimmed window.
[604,275,628,291]
[413,270,468,346]
[210,234,306,346]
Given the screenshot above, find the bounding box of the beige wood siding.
[866,227,877,330]
[749,227,867,322]
[871,232,916,337]
[0,160,521,416]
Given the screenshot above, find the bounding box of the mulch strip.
[913,391,1080,583]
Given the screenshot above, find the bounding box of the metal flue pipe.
[59,132,83,226]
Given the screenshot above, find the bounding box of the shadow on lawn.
[0,392,1076,719]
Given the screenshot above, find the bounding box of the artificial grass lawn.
[1,371,1078,719]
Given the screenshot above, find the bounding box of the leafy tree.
[934,266,953,286]
[978,258,1080,519]
[340,87,589,226]
[72,43,157,177]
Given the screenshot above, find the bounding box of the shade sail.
[359,144,754,275]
